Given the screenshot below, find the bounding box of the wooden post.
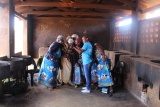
[130,0,139,54]
[0,80,3,98]
[27,15,33,56]
[9,0,15,57]
[109,17,115,50]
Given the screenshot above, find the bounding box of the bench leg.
[31,73,34,86]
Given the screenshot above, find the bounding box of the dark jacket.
[45,41,62,61]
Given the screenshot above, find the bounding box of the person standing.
[73,36,93,93]
[38,35,64,90]
[94,43,114,95]
[57,37,72,85]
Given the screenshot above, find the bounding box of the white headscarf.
[71,34,79,39]
[68,38,74,44]
[56,35,64,42]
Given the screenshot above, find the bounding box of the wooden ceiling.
[13,0,160,20]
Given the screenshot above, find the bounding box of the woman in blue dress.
[94,43,114,96]
[38,35,64,90]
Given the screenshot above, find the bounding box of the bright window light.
[14,17,24,53]
[116,18,132,27]
[146,9,160,19]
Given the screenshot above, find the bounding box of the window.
[14,17,24,53]
[116,18,132,27]
[146,9,160,19]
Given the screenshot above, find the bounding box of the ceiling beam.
[142,4,160,13]
[79,0,97,3]
[14,11,27,20]
[58,7,70,12]
[76,9,90,18]
[97,0,102,4]
[116,15,131,21]
[15,7,56,14]
[23,10,126,17]
[23,11,111,17]
[14,1,131,10]
[58,7,71,17]
[34,17,109,21]
[117,0,133,6]
[138,1,147,13]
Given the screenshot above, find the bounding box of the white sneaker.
[82,87,87,90]
[81,89,90,93]
[102,91,108,94]
[102,88,108,94]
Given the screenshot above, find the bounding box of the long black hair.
[89,40,98,64]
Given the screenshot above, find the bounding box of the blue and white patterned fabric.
[38,48,61,88]
[78,59,84,76]
[91,63,98,83]
[73,64,81,85]
[95,49,114,87]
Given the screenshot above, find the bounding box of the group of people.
[37,34,114,95]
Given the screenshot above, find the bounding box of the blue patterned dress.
[73,64,81,85]
[95,49,114,88]
[91,63,98,83]
[38,42,61,88]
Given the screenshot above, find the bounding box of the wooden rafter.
[117,0,133,6]
[15,6,33,14]
[74,0,95,18]
[76,9,90,18]
[35,8,61,17]
[60,0,71,3]
[97,0,102,4]
[15,11,27,20]
[138,1,147,10]
[15,7,56,14]
[60,0,76,17]
[34,17,108,21]
[21,11,124,17]
[58,7,71,17]
[14,2,131,10]
[79,0,97,4]
[142,4,160,13]
[23,11,110,17]
[58,7,70,12]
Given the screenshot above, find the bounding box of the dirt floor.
[0,73,147,107]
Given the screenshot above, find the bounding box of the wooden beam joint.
[15,11,27,20]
